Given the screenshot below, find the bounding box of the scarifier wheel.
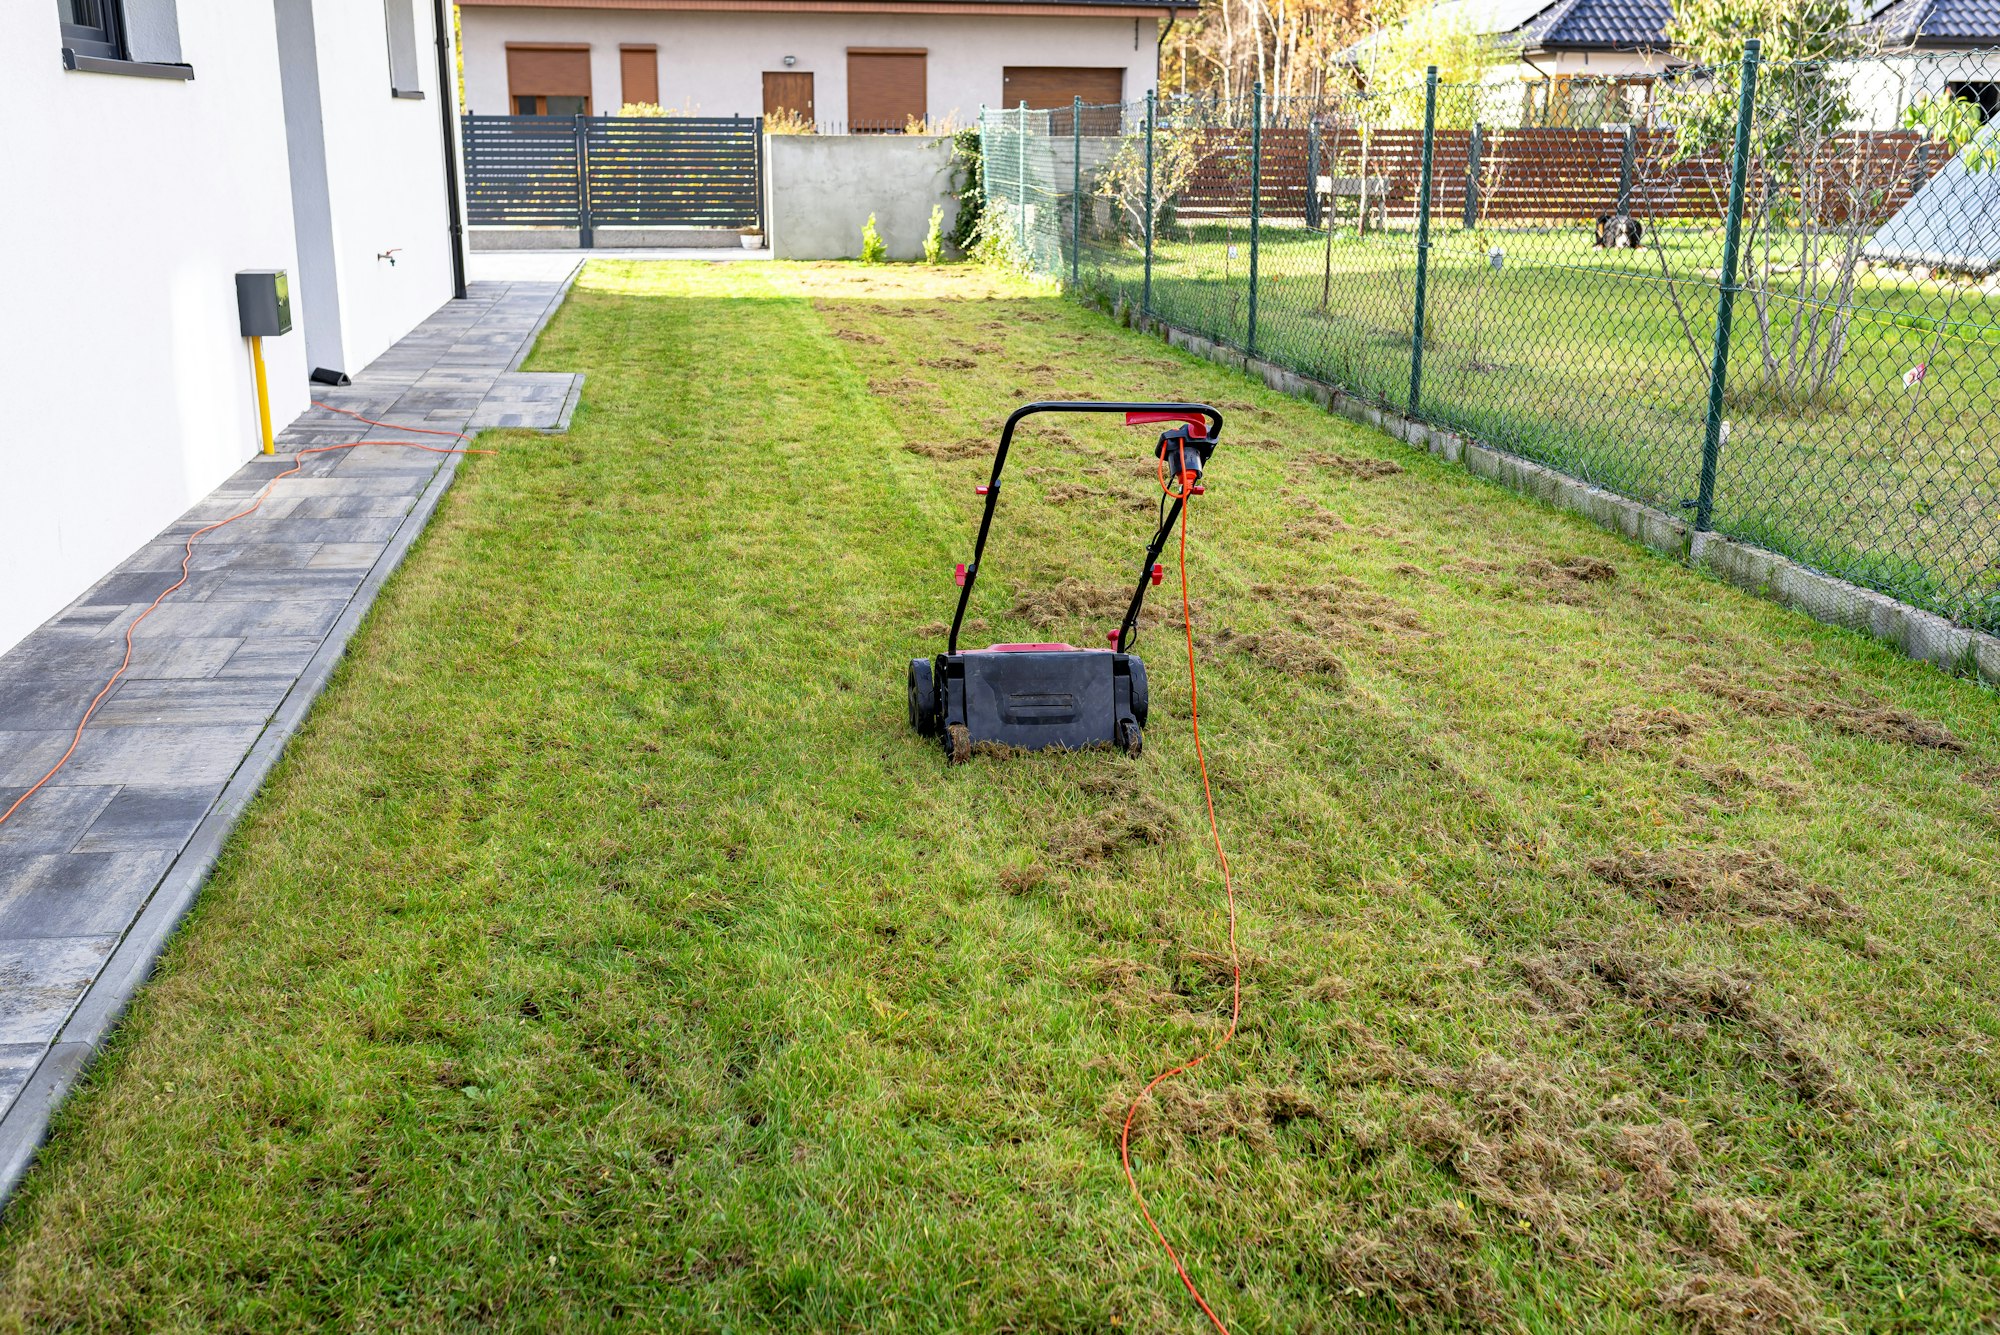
[908,658,939,736]
[1117,719,1143,758]
[946,724,973,765]
[1128,655,1149,727]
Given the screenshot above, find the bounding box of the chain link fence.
[981,46,2000,636]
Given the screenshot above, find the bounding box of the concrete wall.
[0,1,460,655]
[459,5,1162,123]
[766,136,960,259]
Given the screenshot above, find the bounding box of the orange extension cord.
[0,404,491,833]
[1120,460,1243,1335]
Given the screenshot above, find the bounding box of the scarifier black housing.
[907,401,1223,764]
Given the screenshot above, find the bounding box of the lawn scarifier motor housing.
[908,401,1224,764]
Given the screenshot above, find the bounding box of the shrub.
[923,205,945,264]
[947,127,986,255]
[861,213,887,264]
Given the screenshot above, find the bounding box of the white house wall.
[459,6,1163,124]
[311,0,460,373]
[0,1,460,656]
[1839,52,2000,130]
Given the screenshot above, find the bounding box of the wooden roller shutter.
[847,49,926,132]
[508,45,593,109]
[620,45,658,107]
[1001,67,1125,109]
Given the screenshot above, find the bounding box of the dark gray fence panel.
[462,116,580,226]
[584,117,762,228]
[462,114,763,235]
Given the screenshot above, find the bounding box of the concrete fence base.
[469,226,742,250]
[1116,301,2000,687]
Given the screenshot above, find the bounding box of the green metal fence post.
[1072,95,1083,289]
[1248,81,1263,358]
[1694,39,1760,535]
[1407,65,1438,413]
[1143,90,1155,323]
[1463,122,1482,228]
[1017,102,1028,261]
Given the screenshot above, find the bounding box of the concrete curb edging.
[1126,309,2000,688]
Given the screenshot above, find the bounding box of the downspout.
[1158,7,1175,99]
[432,0,468,300]
[1521,47,1552,125]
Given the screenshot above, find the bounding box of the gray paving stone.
[0,1045,45,1109]
[88,677,292,728]
[307,542,389,570]
[284,494,419,521]
[218,638,326,677]
[0,788,117,854]
[0,940,118,1044]
[0,725,265,789]
[130,598,347,642]
[0,855,175,939]
[72,787,219,854]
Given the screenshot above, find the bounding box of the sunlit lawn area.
[1,260,1997,1332]
[1086,223,2000,628]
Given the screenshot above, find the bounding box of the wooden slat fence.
[1169,123,1950,228]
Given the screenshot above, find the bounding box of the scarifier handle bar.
[948,401,1224,655]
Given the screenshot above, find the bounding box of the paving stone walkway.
[0,277,579,1196]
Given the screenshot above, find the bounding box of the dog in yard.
[1595,213,1644,248]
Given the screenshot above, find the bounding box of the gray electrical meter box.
[236,270,292,338]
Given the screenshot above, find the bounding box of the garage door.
[1001,67,1125,110]
[848,49,926,133]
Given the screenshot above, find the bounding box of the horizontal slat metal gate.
[462,114,764,245]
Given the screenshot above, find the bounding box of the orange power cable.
[1121,463,1242,1335]
[0,404,491,833]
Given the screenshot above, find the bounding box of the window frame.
[383,0,425,99]
[58,0,124,61]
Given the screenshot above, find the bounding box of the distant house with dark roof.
[457,0,1194,131]
[1863,0,2000,117]
[1338,0,1677,124]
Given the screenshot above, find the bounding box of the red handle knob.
[1150,563,1164,586]
[954,563,968,587]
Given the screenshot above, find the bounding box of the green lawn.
[3,260,1999,1332]
[1079,222,2000,630]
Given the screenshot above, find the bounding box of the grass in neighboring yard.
[1084,223,2000,628]
[2,260,1999,1333]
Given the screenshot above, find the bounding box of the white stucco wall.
[0,1,460,656]
[460,5,1163,124]
[1841,52,2000,130]
[310,0,461,372]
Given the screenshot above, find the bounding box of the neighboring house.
[0,1,465,655]
[1339,0,1677,123]
[1854,0,2000,123]
[455,0,1194,131]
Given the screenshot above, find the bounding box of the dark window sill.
[62,49,194,80]
[392,88,427,100]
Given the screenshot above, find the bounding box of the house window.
[57,0,191,77]
[620,45,658,108]
[507,44,592,116]
[1948,81,2000,120]
[59,0,121,58]
[847,49,925,133]
[384,0,423,98]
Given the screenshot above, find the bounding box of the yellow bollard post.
[250,335,274,456]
